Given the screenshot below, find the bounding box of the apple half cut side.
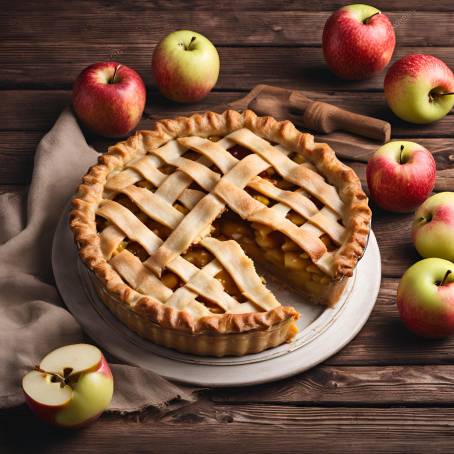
[22,344,113,428]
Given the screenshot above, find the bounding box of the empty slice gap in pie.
[70,110,371,357]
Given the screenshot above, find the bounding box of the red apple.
[152,30,220,103]
[366,140,436,213]
[322,4,395,80]
[22,344,113,428]
[384,54,454,124]
[72,62,146,138]
[397,258,454,338]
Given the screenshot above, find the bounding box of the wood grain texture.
[8,0,454,11]
[3,11,454,46]
[2,403,454,454]
[210,365,454,404]
[0,132,41,184]
[2,45,454,90]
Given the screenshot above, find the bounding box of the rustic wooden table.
[1,1,454,452]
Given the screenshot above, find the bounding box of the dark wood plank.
[8,0,454,12]
[2,403,454,453]
[210,365,454,405]
[2,45,454,91]
[0,131,41,184]
[0,90,71,131]
[3,11,454,46]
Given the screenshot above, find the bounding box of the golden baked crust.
[70,110,371,355]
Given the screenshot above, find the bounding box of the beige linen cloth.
[0,108,195,411]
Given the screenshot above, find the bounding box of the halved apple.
[22,344,113,428]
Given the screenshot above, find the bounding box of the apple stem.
[187,36,196,50]
[110,65,121,84]
[364,11,380,24]
[440,269,452,286]
[399,144,405,164]
[429,91,454,102]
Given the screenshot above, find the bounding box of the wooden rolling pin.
[246,86,391,143]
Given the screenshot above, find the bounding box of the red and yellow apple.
[152,30,220,103]
[22,344,113,428]
[384,54,454,124]
[72,61,146,137]
[397,258,454,338]
[366,140,436,212]
[412,192,454,261]
[322,4,395,80]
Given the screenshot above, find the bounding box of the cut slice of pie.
[70,110,371,357]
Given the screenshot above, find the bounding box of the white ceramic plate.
[53,204,381,387]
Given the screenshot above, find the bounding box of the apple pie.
[70,110,371,357]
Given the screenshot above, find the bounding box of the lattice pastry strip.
[104,131,343,252]
[178,132,346,244]
[96,198,278,317]
[95,123,355,319]
[105,131,344,248]
[101,129,347,276]
[227,128,343,213]
[142,138,333,273]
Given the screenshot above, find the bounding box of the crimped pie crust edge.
[70,109,371,335]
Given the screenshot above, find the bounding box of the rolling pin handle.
[302,101,391,143]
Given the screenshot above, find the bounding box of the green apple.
[152,30,220,103]
[384,54,454,124]
[397,258,454,338]
[412,192,454,261]
[22,344,113,428]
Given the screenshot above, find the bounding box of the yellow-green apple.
[366,140,436,212]
[72,62,146,137]
[384,54,454,124]
[322,4,395,80]
[412,192,454,261]
[22,344,113,428]
[152,30,219,103]
[397,258,454,338]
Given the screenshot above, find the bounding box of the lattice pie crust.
[71,110,371,357]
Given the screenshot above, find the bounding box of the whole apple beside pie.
[70,110,371,357]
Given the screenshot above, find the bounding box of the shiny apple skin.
[23,354,113,428]
[72,61,146,138]
[152,30,219,103]
[412,192,454,261]
[397,258,454,338]
[322,4,395,80]
[366,141,436,213]
[384,54,454,124]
